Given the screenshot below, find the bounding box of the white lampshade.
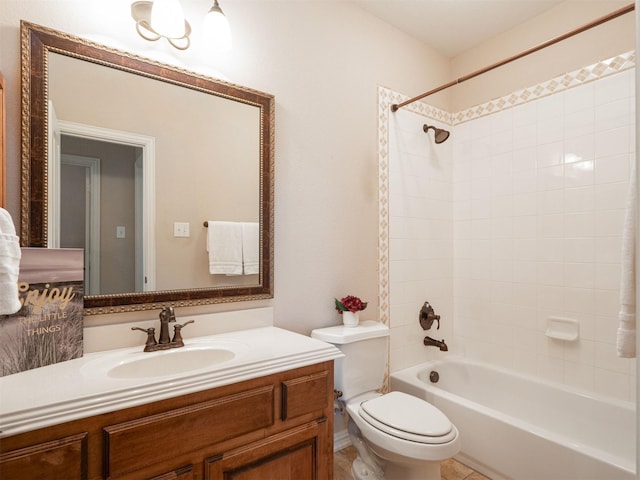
[151,0,186,39]
[202,2,232,53]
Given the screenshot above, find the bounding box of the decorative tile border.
[454,50,635,124]
[376,89,451,329]
[376,87,449,391]
[377,86,390,328]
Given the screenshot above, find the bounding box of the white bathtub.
[390,356,635,480]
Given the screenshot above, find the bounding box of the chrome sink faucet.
[131,306,194,352]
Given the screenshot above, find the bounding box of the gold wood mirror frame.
[21,21,274,314]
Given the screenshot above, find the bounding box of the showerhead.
[423,124,450,144]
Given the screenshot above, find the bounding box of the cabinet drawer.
[0,432,87,480]
[104,385,274,478]
[205,421,321,480]
[281,371,329,420]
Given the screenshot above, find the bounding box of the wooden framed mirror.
[21,22,274,314]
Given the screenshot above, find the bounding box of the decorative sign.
[0,248,84,376]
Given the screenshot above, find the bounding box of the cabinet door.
[0,432,87,480]
[104,385,274,478]
[206,420,327,480]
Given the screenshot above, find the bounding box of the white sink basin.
[107,346,236,379]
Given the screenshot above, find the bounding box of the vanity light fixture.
[131,0,232,52]
[202,0,232,53]
[131,0,191,50]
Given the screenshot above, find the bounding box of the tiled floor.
[334,446,491,480]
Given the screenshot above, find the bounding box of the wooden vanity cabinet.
[0,361,334,480]
[0,432,88,479]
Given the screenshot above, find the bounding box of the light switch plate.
[174,222,190,237]
[116,226,126,238]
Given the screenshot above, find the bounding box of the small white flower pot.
[342,311,360,327]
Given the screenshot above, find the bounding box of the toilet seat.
[359,391,456,444]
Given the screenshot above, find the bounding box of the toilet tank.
[311,321,389,401]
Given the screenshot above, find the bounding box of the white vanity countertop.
[0,326,342,438]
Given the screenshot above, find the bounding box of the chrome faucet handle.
[131,326,157,351]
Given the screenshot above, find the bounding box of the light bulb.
[151,0,186,39]
[202,2,232,53]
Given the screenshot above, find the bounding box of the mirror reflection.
[21,22,274,313]
[48,52,260,295]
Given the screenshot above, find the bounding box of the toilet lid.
[359,391,456,444]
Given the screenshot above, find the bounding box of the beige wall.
[0,0,449,332]
[449,1,634,112]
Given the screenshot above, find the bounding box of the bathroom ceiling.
[351,0,567,57]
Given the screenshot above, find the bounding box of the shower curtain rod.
[391,3,635,112]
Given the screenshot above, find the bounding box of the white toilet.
[311,321,460,480]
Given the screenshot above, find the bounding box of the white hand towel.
[241,222,259,275]
[0,208,22,315]
[617,161,636,357]
[207,221,243,275]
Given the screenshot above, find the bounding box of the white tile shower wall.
[388,109,455,372]
[452,69,636,401]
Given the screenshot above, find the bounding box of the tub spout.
[424,336,448,351]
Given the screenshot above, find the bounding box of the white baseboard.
[334,429,351,452]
